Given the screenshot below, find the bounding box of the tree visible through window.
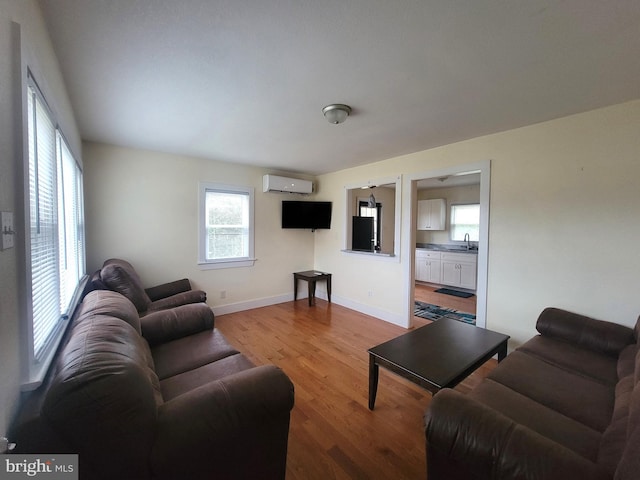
[199,183,255,268]
[205,190,249,260]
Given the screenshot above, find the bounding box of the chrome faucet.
[464,233,471,250]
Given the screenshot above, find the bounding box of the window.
[198,183,255,269]
[25,75,85,388]
[450,204,480,242]
[358,201,382,249]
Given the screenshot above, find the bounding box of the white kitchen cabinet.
[417,199,446,231]
[440,252,477,289]
[415,250,441,283]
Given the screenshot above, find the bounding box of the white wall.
[0,0,80,438]
[315,100,640,349]
[83,142,316,314]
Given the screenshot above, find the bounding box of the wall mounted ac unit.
[263,174,313,194]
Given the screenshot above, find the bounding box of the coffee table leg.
[498,341,508,362]
[369,354,379,410]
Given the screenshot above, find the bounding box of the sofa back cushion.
[537,308,635,357]
[42,313,161,479]
[100,258,151,312]
[77,289,142,334]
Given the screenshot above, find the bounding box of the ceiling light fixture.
[322,104,352,124]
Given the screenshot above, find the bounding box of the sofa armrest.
[145,278,193,301]
[537,307,634,357]
[425,389,609,480]
[151,365,294,480]
[146,290,207,312]
[140,303,214,346]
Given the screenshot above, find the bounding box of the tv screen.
[282,201,332,230]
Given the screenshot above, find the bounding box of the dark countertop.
[416,243,478,253]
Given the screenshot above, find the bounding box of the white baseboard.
[212,293,294,316]
[330,295,407,327]
[212,292,408,329]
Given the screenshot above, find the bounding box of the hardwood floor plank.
[415,283,476,315]
[216,299,495,479]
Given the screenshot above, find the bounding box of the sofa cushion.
[519,335,619,386]
[151,329,239,380]
[160,353,255,401]
[536,308,635,357]
[470,379,602,461]
[77,289,142,334]
[100,259,151,312]
[618,344,638,379]
[487,350,614,432]
[597,375,634,475]
[613,375,640,480]
[42,314,161,479]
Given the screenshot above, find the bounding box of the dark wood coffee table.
[367,318,509,409]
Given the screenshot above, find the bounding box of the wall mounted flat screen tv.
[282,201,332,230]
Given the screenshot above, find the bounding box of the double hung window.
[358,201,382,249]
[25,75,85,387]
[198,183,255,269]
[450,204,480,242]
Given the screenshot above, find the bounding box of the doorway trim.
[402,160,491,328]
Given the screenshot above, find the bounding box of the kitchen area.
[414,173,481,318]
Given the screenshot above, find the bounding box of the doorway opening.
[406,161,490,329]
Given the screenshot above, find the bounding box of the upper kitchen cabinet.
[417,199,446,231]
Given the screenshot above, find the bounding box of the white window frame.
[23,72,86,390]
[198,182,256,269]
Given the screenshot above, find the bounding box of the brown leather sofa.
[12,289,295,480]
[425,307,639,480]
[87,258,207,315]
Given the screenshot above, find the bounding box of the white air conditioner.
[262,174,313,194]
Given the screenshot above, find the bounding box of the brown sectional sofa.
[12,289,295,479]
[425,307,640,480]
[87,258,207,315]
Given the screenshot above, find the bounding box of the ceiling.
[38,0,640,176]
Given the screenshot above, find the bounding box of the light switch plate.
[1,211,14,250]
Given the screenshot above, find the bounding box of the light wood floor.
[414,283,477,316]
[216,299,495,479]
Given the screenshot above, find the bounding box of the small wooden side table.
[293,271,332,306]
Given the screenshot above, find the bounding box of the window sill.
[341,249,397,259]
[22,275,89,392]
[198,258,257,270]
[21,320,68,391]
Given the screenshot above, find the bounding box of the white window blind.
[26,76,85,369]
[57,133,85,313]
[28,82,60,359]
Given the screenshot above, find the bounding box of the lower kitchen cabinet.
[441,252,477,289]
[416,250,442,283]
